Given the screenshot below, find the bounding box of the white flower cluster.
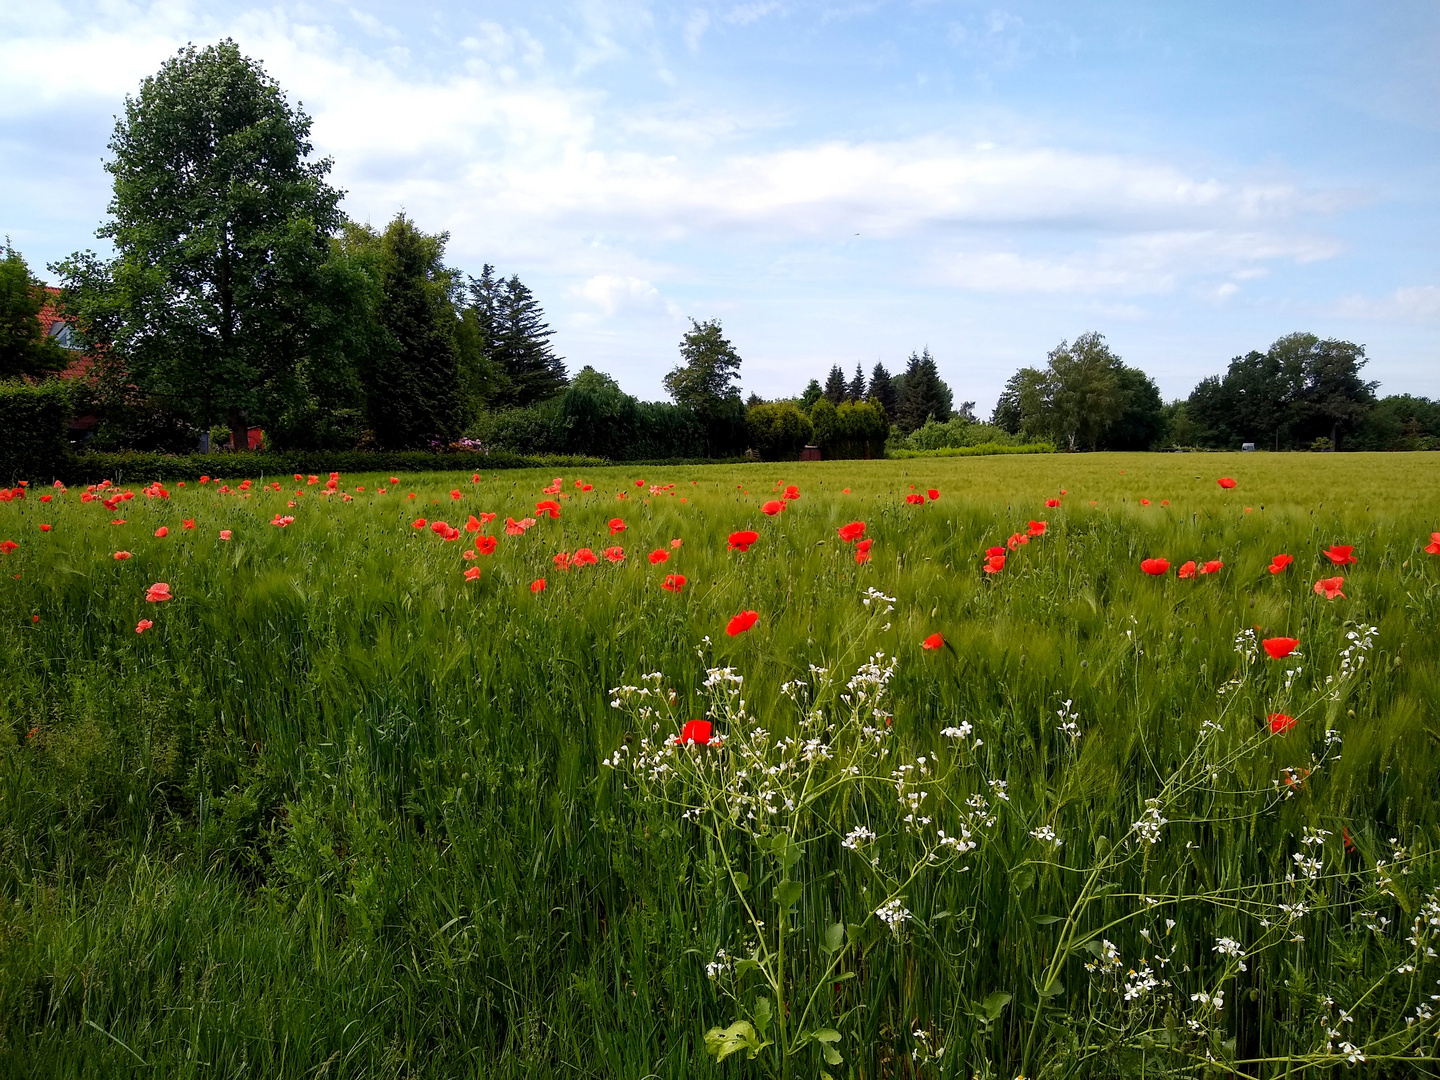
[1084,938,1121,974]
[1131,799,1168,846]
[1055,698,1082,740]
[862,586,896,614]
[876,897,911,936]
[1213,936,1248,971]
[1030,824,1062,847]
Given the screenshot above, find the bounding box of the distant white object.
[1241,443,1256,451]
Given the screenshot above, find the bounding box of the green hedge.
[886,442,1055,459]
[0,380,73,483]
[55,450,759,483]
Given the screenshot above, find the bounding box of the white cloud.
[725,2,783,26]
[683,9,710,51]
[1332,285,1440,321]
[574,273,683,320]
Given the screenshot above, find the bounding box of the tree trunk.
[229,406,246,452]
[1331,420,1339,452]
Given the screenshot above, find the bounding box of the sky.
[2,0,1437,411]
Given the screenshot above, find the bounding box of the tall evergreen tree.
[494,275,566,406]
[800,379,823,409]
[895,348,953,433]
[366,214,462,449]
[847,362,867,402]
[867,362,896,419]
[823,364,848,404]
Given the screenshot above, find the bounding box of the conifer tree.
[824,364,848,404]
[867,362,896,419]
[895,348,953,433]
[800,379,823,409]
[847,362,867,402]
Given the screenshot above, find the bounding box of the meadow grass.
[1,452,1439,1078]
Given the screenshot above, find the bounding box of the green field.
[3,452,1440,1078]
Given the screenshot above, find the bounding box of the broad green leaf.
[732,871,749,891]
[1033,915,1063,925]
[704,1021,760,1062]
[776,879,804,909]
[1036,978,1064,999]
[822,1042,843,1066]
[982,991,1012,1020]
[753,996,773,1036]
[813,1028,841,1043]
[823,922,844,954]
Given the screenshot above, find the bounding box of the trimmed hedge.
[887,442,1055,459]
[0,380,73,483]
[54,450,760,483]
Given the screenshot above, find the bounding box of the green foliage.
[0,380,73,481]
[799,378,822,410]
[1350,395,1440,451]
[0,242,66,379]
[52,39,346,436]
[663,319,746,457]
[1184,333,1378,450]
[466,266,568,409]
[1096,365,1166,451]
[823,364,848,404]
[746,401,813,460]
[56,448,603,482]
[887,441,1054,458]
[894,348,953,434]
[902,416,1021,451]
[867,362,896,420]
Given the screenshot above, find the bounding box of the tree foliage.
[867,363,896,419]
[0,243,67,379]
[746,401,814,460]
[53,39,346,443]
[823,364,848,405]
[894,348,953,434]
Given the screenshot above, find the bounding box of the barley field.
[3,452,1440,1078]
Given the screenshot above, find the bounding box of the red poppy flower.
[671,538,682,548]
[39,524,51,532]
[1324,545,1357,565]
[135,619,153,634]
[31,615,38,624]
[0,540,16,554]
[635,479,645,487]
[604,546,625,563]
[219,530,232,541]
[783,485,800,500]
[1268,713,1295,735]
[1200,560,1223,575]
[505,517,525,536]
[1313,576,1346,600]
[413,518,427,530]
[1161,499,1170,507]
[462,549,476,560]
[984,545,1005,558]
[113,550,131,560]
[475,535,497,555]
[145,582,172,603]
[40,494,51,503]
[1140,558,1170,576]
[661,573,687,592]
[904,493,925,505]
[728,530,760,552]
[200,475,211,484]
[389,477,400,485]
[726,610,759,636]
[1027,520,1046,537]
[554,552,572,571]
[842,487,850,494]
[480,512,496,525]
[1140,498,1151,506]
[572,547,598,566]
[430,521,450,536]
[837,521,866,543]
[465,515,481,532]
[1177,561,1197,579]
[1045,498,1060,508]
[1268,554,1293,574]
[648,549,669,564]
[675,719,712,746]
[531,578,546,593]
[921,632,944,650]
[926,489,940,501]
[1006,532,1029,551]
[1217,477,1237,489]
[464,566,481,581]
[182,519,195,530]
[1262,637,1299,659]
[984,553,1005,574]
[761,500,786,515]
[535,500,561,519]
[854,538,873,564]
[447,489,459,500]
[608,517,627,535]
[582,484,593,492]
[1426,532,1440,554]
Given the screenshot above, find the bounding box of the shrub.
[887,442,1055,458]
[746,401,813,460]
[901,416,1020,451]
[0,379,73,481]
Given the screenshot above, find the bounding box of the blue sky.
[2,1,1437,410]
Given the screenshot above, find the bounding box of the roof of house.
[38,287,94,380]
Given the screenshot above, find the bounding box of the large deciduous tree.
[0,243,66,379]
[665,319,745,455]
[53,40,346,446]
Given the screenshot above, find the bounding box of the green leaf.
[776,879,804,910]
[753,996,773,1036]
[981,991,1012,1020]
[732,871,749,891]
[1036,978,1064,999]
[813,1028,841,1043]
[822,1043,843,1066]
[822,922,845,954]
[734,957,760,978]
[704,1021,761,1062]
[1033,915,1063,925]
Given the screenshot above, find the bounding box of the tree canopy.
[0,243,66,379]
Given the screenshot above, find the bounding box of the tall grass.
[1,453,1438,1077]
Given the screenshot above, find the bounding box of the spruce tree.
[824,364,848,404]
[847,362,867,402]
[867,362,896,419]
[494,275,567,406]
[800,379,823,409]
[895,348,953,433]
